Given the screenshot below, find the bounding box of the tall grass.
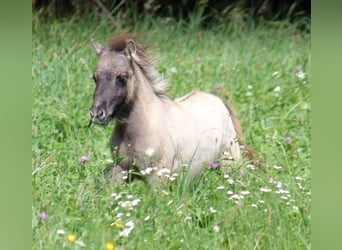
[32,11,310,249]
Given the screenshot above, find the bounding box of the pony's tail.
[211,85,262,167]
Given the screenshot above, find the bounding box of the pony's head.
[89,35,138,125]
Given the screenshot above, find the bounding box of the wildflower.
[119,221,135,237]
[111,220,124,228]
[275,189,290,194]
[246,164,256,170]
[295,66,306,80]
[273,165,283,170]
[67,234,76,243]
[157,168,171,177]
[141,167,153,175]
[247,85,253,89]
[145,148,154,157]
[272,71,280,77]
[292,206,299,211]
[57,229,66,235]
[227,190,234,195]
[38,211,48,220]
[144,215,150,221]
[169,173,179,181]
[75,240,86,247]
[251,203,258,208]
[295,176,303,181]
[274,86,281,92]
[209,207,217,213]
[105,241,115,250]
[284,136,292,143]
[216,185,225,190]
[227,178,235,185]
[209,161,220,169]
[213,223,221,233]
[170,67,177,74]
[240,190,251,196]
[78,155,89,164]
[228,194,244,200]
[260,187,272,193]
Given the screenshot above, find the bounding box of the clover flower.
[38,211,48,220]
[208,161,220,169]
[78,155,89,164]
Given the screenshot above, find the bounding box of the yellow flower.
[111,220,123,228]
[105,241,115,250]
[67,233,76,243]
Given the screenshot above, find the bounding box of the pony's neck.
[116,61,160,126]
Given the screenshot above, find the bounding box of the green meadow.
[32,12,311,249]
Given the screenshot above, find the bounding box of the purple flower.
[38,211,48,220]
[209,161,220,169]
[78,155,90,164]
[284,136,292,143]
[295,66,302,73]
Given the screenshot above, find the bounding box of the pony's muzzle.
[89,107,106,123]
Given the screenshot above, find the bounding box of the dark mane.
[108,32,168,97]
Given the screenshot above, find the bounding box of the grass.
[32,12,311,249]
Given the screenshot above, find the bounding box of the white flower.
[295,176,303,181]
[247,85,253,89]
[274,86,281,92]
[246,164,256,170]
[260,187,272,193]
[144,215,150,221]
[227,178,235,185]
[216,185,225,190]
[57,229,66,235]
[251,203,258,208]
[119,221,135,237]
[75,240,86,247]
[273,165,283,170]
[209,207,217,213]
[145,148,155,157]
[170,67,177,74]
[258,200,265,204]
[296,71,306,80]
[275,189,290,194]
[272,71,280,77]
[157,168,171,177]
[292,206,299,211]
[213,223,221,233]
[228,194,244,200]
[240,190,250,196]
[227,190,234,195]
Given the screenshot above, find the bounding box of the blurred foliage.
[32,0,310,25]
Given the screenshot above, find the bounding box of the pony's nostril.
[89,110,94,118]
[98,109,106,119]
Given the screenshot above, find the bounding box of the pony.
[89,33,245,184]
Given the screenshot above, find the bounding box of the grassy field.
[32,12,311,249]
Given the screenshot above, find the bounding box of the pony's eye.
[115,75,127,87]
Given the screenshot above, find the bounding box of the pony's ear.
[126,39,136,56]
[91,39,105,57]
